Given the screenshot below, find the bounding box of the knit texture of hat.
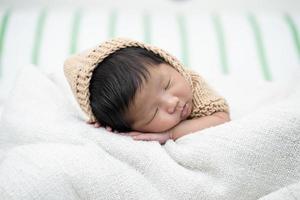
[63,38,229,123]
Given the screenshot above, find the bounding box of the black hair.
[89,47,166,132]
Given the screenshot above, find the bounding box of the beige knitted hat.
[64,37,229,123]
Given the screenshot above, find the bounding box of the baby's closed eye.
[164,79,171,90]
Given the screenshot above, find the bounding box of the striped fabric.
[0,8,299,103]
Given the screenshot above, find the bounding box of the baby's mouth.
[180,102,190,119]
[176,102,185,112]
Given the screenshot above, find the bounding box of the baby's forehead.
[145,62,172,76]
[128,68,161,101]
[139,65,166,87]
[132,63,178,102]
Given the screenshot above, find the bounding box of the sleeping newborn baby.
[64,38,230,144]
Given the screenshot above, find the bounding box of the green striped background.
[0,8,299,83]
[0,8,10,78]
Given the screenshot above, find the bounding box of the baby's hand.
[86,121,171,144]
[119,131,171,145]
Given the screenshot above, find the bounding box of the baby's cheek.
[153,116,178,132]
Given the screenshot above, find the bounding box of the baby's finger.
[132,134,159,141]
[132,134,152,141]
[94,122,101,128]
[127,131,142,136]
[106,126,112,132]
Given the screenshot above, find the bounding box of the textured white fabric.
[0,64,299,200]
[258,181,300,200]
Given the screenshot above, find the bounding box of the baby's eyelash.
[165,79,171,89]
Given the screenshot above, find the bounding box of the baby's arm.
[87,112,230,144]
[122,111,230,144]
[169,112,230,141]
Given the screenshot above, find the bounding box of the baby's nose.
[166,97,181,113]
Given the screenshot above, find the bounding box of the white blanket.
[0,64,299,200]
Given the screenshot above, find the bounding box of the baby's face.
[125,63,193,133]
